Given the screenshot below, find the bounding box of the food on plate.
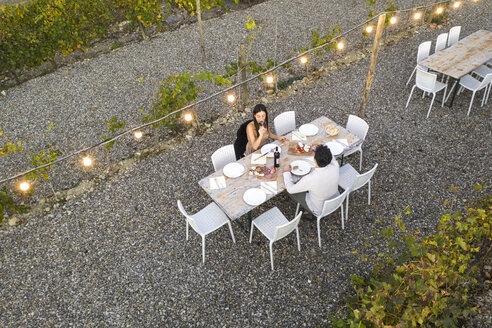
[249,166,277,179]
[326,125,339,136]
[293,142,317,155]
[292,165,299,170]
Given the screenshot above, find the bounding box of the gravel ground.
[1,0,491,327]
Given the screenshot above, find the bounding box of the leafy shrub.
[0,186,30,225]
[333,194,491,327]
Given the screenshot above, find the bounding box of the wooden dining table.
[198,116,362,223]
[418,29,492,106]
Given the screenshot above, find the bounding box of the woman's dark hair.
[314,144,333,167]
[252,104,269,136]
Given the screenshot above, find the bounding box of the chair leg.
[359,149,363,171]
[480,87,487,107]
[426,93,436,118]
[186,221,189,240]
[249,222,254,243]
[295,203,300,217]
[467,91,476,116]
[368,180,372,205]
[269,242,274,271]
[317,218,322,248]
[406,66,416,86]
[405,85,417,108]
[346,193,350,222]
[441,87,447,107]
[202,235,206,263]
[228,221,236,244]
[341,204,345,230]
[445,81,457,103]
[296,228,301,251]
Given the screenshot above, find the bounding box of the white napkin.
[209,176,226,190]
[291,131,307,141]
[251,153,267,165]
[336,138,349,147]
[260,181,278,195]
[303,157,316,167]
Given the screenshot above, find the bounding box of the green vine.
[101,116,127,151]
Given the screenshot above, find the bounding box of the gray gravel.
[1,0,491,327]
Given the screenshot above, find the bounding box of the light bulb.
[265,75,274,84]
[19,181,30,192]
[390,16,397,25]
[365,25,374,33]
[82,156,92,167]
[134,131,143,139]
[453,1,461,8]
[337,41,344,50]
[227,94,236,103]
[413,12,422,20]
[300,56,308,64]
[184,113,193,122]
[436,7,444,14]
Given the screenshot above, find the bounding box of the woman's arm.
[246,123,265,151]
[268,128,287,142]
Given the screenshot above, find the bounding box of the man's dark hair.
[314,144,333,167]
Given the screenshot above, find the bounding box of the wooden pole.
[196,0,206,63]
[274,17,278,94]
[359,13,386,118]
[240,44,248,111]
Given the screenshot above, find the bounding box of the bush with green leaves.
[144,70,231,131]
[298,24,341,56]
[0,187,30,225]
[332,190,491,327]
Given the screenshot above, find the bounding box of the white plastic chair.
[273,111,296,136]
[177,200,236,263]
[447,26,461,47]
[338,163,378,222]
[211,144,236,172]
[344,115,369,170]
[406,41,432,86]
[457,73,492,116]
[249,207,302,271]
[472,65,492,79]
[295,189,350,248]
[435,33,448,53]
[406,68,447,118]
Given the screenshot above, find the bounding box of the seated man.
[283,144,339,218]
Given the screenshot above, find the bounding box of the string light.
[19,181,30,192]
[413,12,422,20]
[82,156,93,167]
[265,75,274,84]
[299,56,308,64]
[134,130,143,139]
[365,25,374,33]
[390,16,397,25]
[453,1,461,8]
[227,93,236,103]
[336,41,344,50]
[184,112,193,122]
[436,6,444,14]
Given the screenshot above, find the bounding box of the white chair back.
[211,144,236,172]
[479,73,492,88]
[177,200,200,233]
[417,41,432,63]
[319,189,350,218]
[447,26,461,47]
[274,111,296,136]
[346,115,369,141]
[416,68,437,92]
[435,33,448,53]
[351,163,378,192]
[273,211,302,241]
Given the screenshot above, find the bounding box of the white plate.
[290,160,312,176]
[299,124,319,136]
[223,162,245,178]
[261,143,281,158]
[243,188,267,206]
[324,141,344,156]
[325,125,339,136]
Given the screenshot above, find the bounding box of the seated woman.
[245,104,286,155]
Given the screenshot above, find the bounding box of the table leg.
[234,211,252,234]
[339,154,345,167]
[447,78,461,107]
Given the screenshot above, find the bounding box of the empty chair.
[447,26,461,47]
[233,119,253,160]
[296,189,350,248]
[211,144,236,172]
[338,163,378,222]
[435,33,448,53]
[249,207,302,270]
[406,68,447,118]
[406,41,432,86]
[274,111,296,136]
[177,200,236,263]
[472,64,492,79]
[457,73,492,116]
[344,115,369,170]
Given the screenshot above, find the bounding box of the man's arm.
[283,171,313,194]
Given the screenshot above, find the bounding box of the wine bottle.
[274,146,280,168]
